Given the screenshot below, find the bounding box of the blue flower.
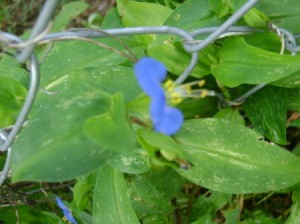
[134,57,183,135]
[56,197,78,224]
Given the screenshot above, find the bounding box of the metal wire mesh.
[0,0,299,186]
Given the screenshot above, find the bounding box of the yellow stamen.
[170,92,183,104]
[198,80,205,87]
[165,79,175,91]
[200,90,208,98]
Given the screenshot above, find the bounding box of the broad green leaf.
[243,86,287,144]
[0,76,27,128]
[214,107,245,125]
[255,0,300,33]
[174,118,300,193]
[93,165,139,224]
[116,0,172,43]
[11,91,114,182]
[224,205,240,224]
[210,0,233,18]
[0,54,28,84]
[0,76,27,114]
[287,88,300,112]
[0,111,14,128]
[211,37,300,87]
[285,191,300,224]
[127,167,180,215]
[190,191,231,223]
[101,7,124,29]
[162,0,218,30]
[73,181,91,210]
[178,97,219,119]
[272,71,300,88]
[108,151,150,174]
[116,0,172,27]
[39,40,144,87]
[243,32,282,53]
[40,66,141,103]
[52,1,88,32]
[148,0,223,78]
[140,129,185,160]
[83,93,134,154]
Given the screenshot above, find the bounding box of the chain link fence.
[0,0,299,187]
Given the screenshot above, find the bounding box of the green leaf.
[39,39,144,88]
[211,37,300,87]
[93,165,140,224]
[107,151,150,174]
[140,129,185,160]
[0,76,27,113]
[116,0,172,43]
[11,91,114,182]
[0,111,14,128]
[272,70,300,88]
[287,88,300,112]
[127,167,179,215]
[83,93,134,154]
[73,181,91,210]
[243,8,269,29]
[255,0,300,33]
[243,32,282,53]
[190,191,232,223]
[174,118,300,193]
[0,54,28,84]
[214,107,245,125]
[52,1,88,32]
[148,0,222,78]
[224,205,240,224]
[243,86,287,144]
[241,210,283,224]
[41,66,141,103]
[0,205,62,223]
[210,0,233,18]
[290,119,300,128]
[285,191,300,224]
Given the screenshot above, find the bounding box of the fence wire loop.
[0,0,299,187]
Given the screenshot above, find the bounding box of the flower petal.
[153,106,183,135]
[134,57,183,135]
[150,91,166,125]
[134,57,167,98]
[55,197,78,224]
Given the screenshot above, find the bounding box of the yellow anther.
[200,90,208,98]
[183,85,192,94]
[198,80,205,87]
[170,92,183,104]
[165,79,175,91]
[171,97,183,104]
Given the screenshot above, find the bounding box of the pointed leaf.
[148,0,222,78]
[243,86,287,144]
[93,165,139,224]
[116,0,172,43]
[83,93,134,154]
[107,152,150,174]
[11,91,114,182]
[211,37,300,87]
[174,118,300,193]
[0,76,27,113]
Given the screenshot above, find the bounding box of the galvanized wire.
[0,0,299,186]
